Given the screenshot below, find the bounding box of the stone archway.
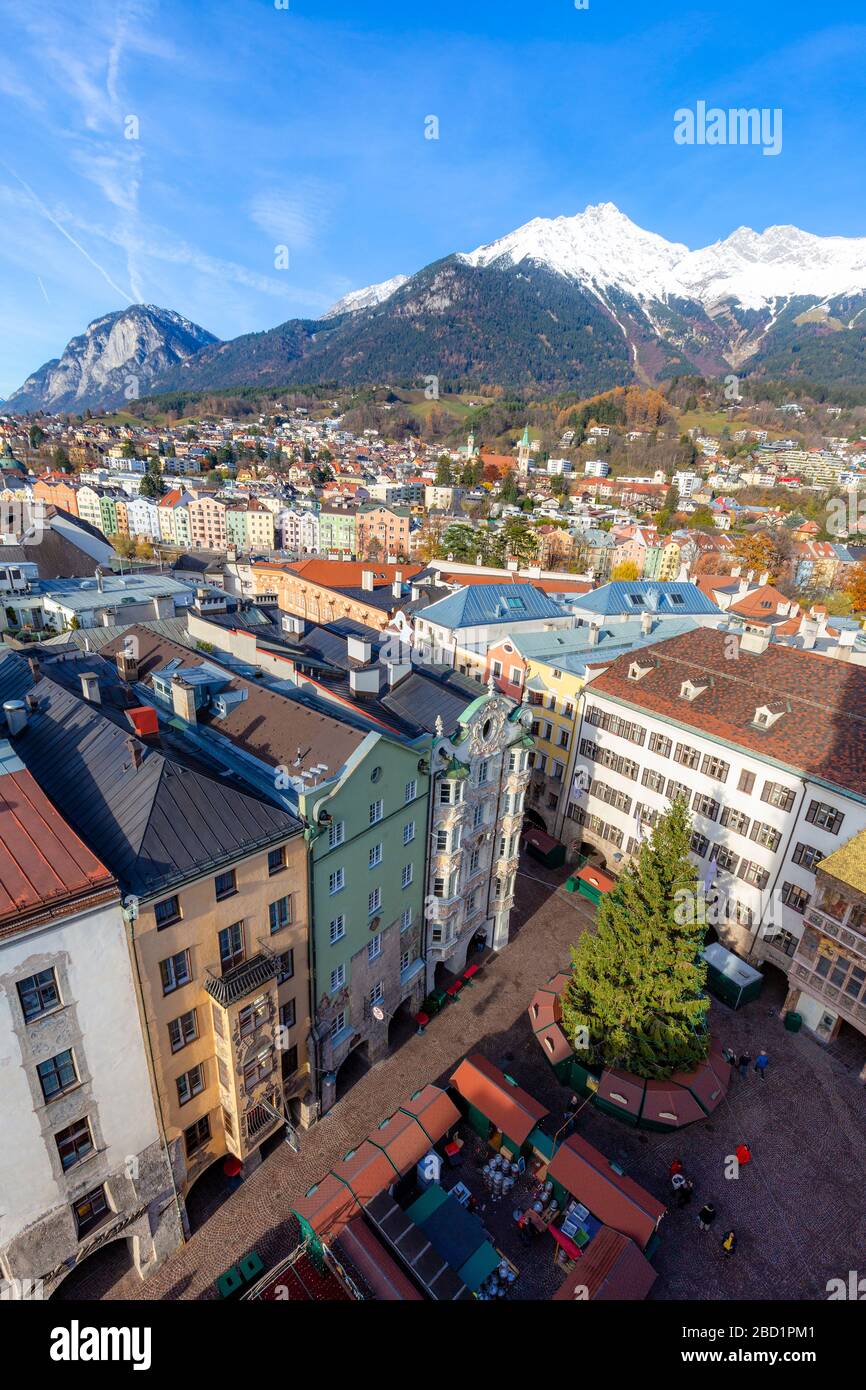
[49,1238,135,1300]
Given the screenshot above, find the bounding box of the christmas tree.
[561,798,709,1079]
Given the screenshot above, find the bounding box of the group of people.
[669,1158,738,1259]
[723,1047,770,1080]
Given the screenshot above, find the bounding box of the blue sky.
[2,0,866,397]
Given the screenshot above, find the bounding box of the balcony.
[789,961,866,1031]
[804,907,866,962]
[204,952,279,1007]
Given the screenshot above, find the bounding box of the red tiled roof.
[587,626,866,794]
[547,1134,666,1249]
[552,1226,657,1300]
[0,767,116,933]
[450,1053,549,1145]
[260,560,423,589]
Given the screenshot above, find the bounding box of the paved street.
[61,859,866,1303]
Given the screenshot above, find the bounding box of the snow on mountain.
[325,274,409,318]
[460,203,688,305]
[674,224,866,310]
[460,203,866,313]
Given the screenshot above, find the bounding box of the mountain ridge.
[12,204,866,413]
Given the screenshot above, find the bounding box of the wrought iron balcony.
[204,952,279,1007]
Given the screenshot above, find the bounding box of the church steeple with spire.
[517,425,531,476]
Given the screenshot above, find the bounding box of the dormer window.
[751,703,785,730]
[628,661,654,682]
[680,679,708,701]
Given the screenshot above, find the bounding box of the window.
[218,922,245,971]
[585,706,646,747]
[330,963,346,991]
[154,894,181,929]
[793,842,822,871]
[738,860,770,890]
[721,807,750,836]
[781,882,811,914]
[674,743,700,770]
[281,1045,299,1079]
[368,933,382,961]
[400,907,412,932]
[403,820,415,845]
[405,779,417,803]
[331,1011,347,1038]
[749,821,782,852]
[239,999,268,1038]
[400,949,411,972]
[368,887,382,916]
[691,831,709,857]
[168,1009,198,1053]
[692,793,720,822]
[666,779,691,804]
[510,666,523,685]
[401,863,413,888]
[184,1115,211,1158]
[276,948,294,983]
[761,780,796,813]
[711,844,738,874]
[649,732,672,758]
[369,843,383,868]
[469,846,480,874]
[269,896,292,933]
[329,867,345,895]
[806,800,844,835]
[222,1107,235,1139]
[328,820,345,848]
[435,828,449,852]
[17,968,60,1022]
[738,769,756,794]
[478,760,490,786]
[55,1117,94,1171]
[177,1063,205,1106]
[640,768,665,794]
[369,799,383,825]
[473,804,484,829]
[268,846,286,875]
[329,915,345,944]
[701,754,730,783]
[369,981,384,1007]
[38,1050,78,1100]
[278,998,296,1032]
[214,869,237,901]
[243,1049,274,1090]
[73,1184,110,1238]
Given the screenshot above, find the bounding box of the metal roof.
[568,581,721,618]
[417,583,571,630]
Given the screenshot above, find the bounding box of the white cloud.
[249,181,336,251]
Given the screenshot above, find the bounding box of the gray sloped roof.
[5,674,301,900]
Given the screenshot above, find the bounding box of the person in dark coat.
[697,1202,716,1232]
[738,1052,751,1078]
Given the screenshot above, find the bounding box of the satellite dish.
[372,1005,385,1022]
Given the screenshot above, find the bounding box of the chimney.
[95,567,104,593]
[640,611,653,636]
[27,655,40,682]
[739,629,771,655]
[387,660,412,688]
[392,578,403,599]
[80,672,101,704]
[116,648,140,682]
[171,676,198,723]
[126,736,143,770]
[587,624,600,646]
[759,570,770,586]
[361,569,375,592]
[3,699,28,735]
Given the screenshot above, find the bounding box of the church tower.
[517,425,531,477]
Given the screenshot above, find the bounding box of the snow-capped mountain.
[460,202,866,314]
[13,204,866,411]
[325,274,409,318]
[8,305,218,414]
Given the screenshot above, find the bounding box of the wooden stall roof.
[397,1083,460,1142]
[334,1215,424,1301]
[552,1226,657,1301]
[369,1110,436,1176]
[547,1133,666,1250]
[450,1053,549,1146]
[330,1140,399,1204]
[293,1173,361,1243]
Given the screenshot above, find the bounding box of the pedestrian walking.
[697,1202,716,1232]
[754,1049,769,1079]
[680,1178,695,1207]
[738,1052,751,1078]
[721,1229,738,1258]
[669,1157,684,1179]
[671,1172,686,1197]
[735,1142,752,1168]
[722,1047,736,1067]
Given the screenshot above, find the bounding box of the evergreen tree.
[561,799,709,1079]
